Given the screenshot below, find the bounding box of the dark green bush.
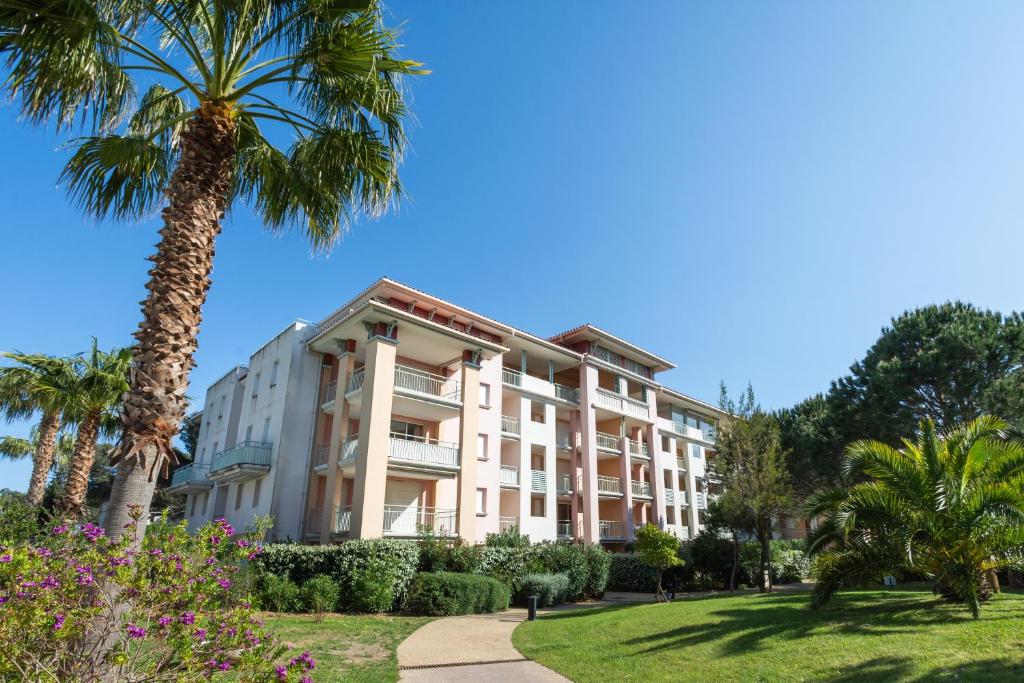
[478,545,540,591]
[348,557,398,613]
[418,534,484,574]
[580,543,611,598]
[405,572,511,616]
[484,527,532,549]
[517,573,570,607]
[535,543,589,601]
[606,552,658,592]
[740,540,810,585]
[299,574,340,615]
[257,573,300,612]
[690,532,747,588]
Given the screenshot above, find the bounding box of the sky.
[2,1,1023,490]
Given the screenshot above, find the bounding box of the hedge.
[606,552,658,592]
[253,540,420,611]
[517,573,569,607]
[404,572,511,615]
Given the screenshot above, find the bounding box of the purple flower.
[217,578,232,590]
[0,554,11,563]
[35,548,53,558]
[149,549,163,556]
[126,624,146,639]
[77,574,94,586]
[158,616,172,627]
[194,628,207,641]
[218,662,231,671]
[180,611,196,625]
[52,614,65,631]
[0,597,7,606]
[205,556,216,565]
[80,523,105,543]
[40,576,59,589]
[275,665,287,681]
[300,676,312,683]
[235,539,250,549]
[51,524,68,535]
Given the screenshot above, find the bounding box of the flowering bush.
[0,507,316,681]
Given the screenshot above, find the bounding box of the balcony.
[334,505,352,534]
[596,431,621,452]
[168,463,212,492]
[676,457,687,472]
[393,364,461,404]
[501,366,522,387]
[556,427,572,450]
[383,505,456,536]
[531,469,547,492]
[695,492,707,509]
[705,463,723,482]
[599,520,626,541]
[594,388,650,420]
[557,473,575,495]
[339,437,358,466]
[389,434,460,471]
[665,488,675,506]
[321,381,337,408]
[631,480,652,498]
[347,368,365,394]
[597,474,622,495]
[500,464,520,487]
[313,443,330,471]
[208,441,272,482]
[499,516,518,533]
[556,520,573,538]
[678,491,689,507]
[628,439,649,459]
[305,507,322,537]
[554,383,580,404]
[500,415,520,439]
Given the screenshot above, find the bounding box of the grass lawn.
[264,613,431,682]
[513,587,1024,682]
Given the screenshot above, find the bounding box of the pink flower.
[0,554,11,563]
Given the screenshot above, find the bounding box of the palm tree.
[0,0,422,538]
[0,353,80,505]
[58,342,132,519]
[806,416,1024,617]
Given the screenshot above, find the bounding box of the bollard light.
[528,595,538,621]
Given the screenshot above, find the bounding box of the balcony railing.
[599,520,625,540]
[628,439,649,458]
[665,488,675,506]
[321,381,337,405]
[676,457,687,472]
[500,415,520,436]
[702,426,717,444]
[394,364,461,402]
[339,437,358,465]
[631,480,652,498]
[347,368,365,394]
[556,427,572,450]
[500,464,520,486]
[210,441,272,473]
[313,443,330,468]
[306,507,322,536]
[554,383,580,403]
[383,505,456,536]
[596,432,621,451]
[678,491,689,507]
[531,470,547,492]
[499,516,518,533]
[597,475,622,494]
[389,434,460,468]
[595,388,650,419]
[695,492,707,509]
[170,463,209,488]
[557,473,574,495]
[501,367,522,387]
[334,505,352,534]
[556,520,573,538]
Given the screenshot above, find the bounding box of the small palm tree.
[58,342,132,519]
[0,0,422,537]
[807,416,1024,617]
[0,353,79,505]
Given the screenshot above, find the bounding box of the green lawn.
[513,588,1024,682]
[264,613,431,682]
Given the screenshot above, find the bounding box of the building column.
[320,342,356,543]
[569,409,582,540]
[685,442,701,534]
[620,425,634,542]
[668,436,682,531]
[578,363,600,543]
[350,324,398,538]
[645,390,666,528]
[456,351,481,541]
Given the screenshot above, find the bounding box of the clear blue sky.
[2,1,1022,490]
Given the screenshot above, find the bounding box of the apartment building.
[170,280,727,546]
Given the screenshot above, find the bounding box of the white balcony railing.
[531,470,547,492]
[676,457,687,472]
[383,505,456,536]
[500,415,520,436]
[556,427,572,450]
[596,432,621,451]
[501,367,522,387]
[170,463,209,489]
[557,473,574,495]
[394,364,461,402]
[665,488,675,505]
[210,441,272,474]
[631,480,652,497]
[346,368,364,394]
[628,439,649,458]
[678,491,689,507]
[556,520,573,538]
[388,434,460,468]
[322,381,337,405]
[695,492,707,509]
[339,437,358,465]
[334,505,352,534]
[499,516,518,533]
[595,388,650,419]
[500,464,520,486]
[597,475,622,494]
[599,520,625,540]
[554,383,580,403]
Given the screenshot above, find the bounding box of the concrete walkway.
[397,607,574,682]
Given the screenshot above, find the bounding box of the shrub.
[478,545,539,591]
[258,573,301,613]
[690,531,747,588]
[417,534,483,574]
[517,573,569,607]
[739,540,810,585]
[348,557,398,613]
[484,527,531,549]
[299,574,340,617]
[0,512,313,681]
[606,553,658,592]
[581,544,611,598]
[405,572,511,616]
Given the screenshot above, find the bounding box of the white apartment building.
[170,279,726,545]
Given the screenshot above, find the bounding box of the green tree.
[0,353,79,505]
[703,490,755,591]
[806,416,1024,617]
[0,0,422,539]
[58,342,131,519]
[718,383,793,592]
[634,523,683,602]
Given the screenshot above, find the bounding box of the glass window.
[691,443,702,459]
[390,419,425,440]
[477,433,488,460]
[686,413,699,428]
[235,483,244,509]
[251,373,260,399]
[269,360,279,387]
[252,479,262,507]
[531,496,545,517]
[262,418,271,442]
[200,492,208,516]
[479,383,490,407]
[530,400,545,423]
[476,488,486,515]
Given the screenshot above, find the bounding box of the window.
[252,479,262,507]
[661,435,671,452]
[530,400,545,423]
[475,488,486,515]
[477,433,488,461]
[390,419,425,440]
[200,447,206,464]
[262,418,271,442]
[245,425,253,442]
[691,443,702,460]
[479,383,490,408]
[666,507,676,524]
[200,492,208,516]
[235,483,244,510]
[686,413,699,428]
[212,441,219,456]
[269,360,279,387]
[190,494,198,516]
[251,373,260,401]
[218,396,225,419]
[531,496,545,517]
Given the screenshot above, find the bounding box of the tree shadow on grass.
[824,656,1024,683]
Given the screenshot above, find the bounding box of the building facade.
[170,280,726,545]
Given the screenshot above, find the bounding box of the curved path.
[397,607,569,682]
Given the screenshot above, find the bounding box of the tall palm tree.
[0,353,80,505]
[806,416,1024,617]
[0,0,422,538]
[58,342,132,519]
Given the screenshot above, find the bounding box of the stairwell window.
[252,479,262,507]
[235,483,244,510]
[476,488,486,515]
[479,382,490,408]
[477,433,488,460]
[530,400,545,423]
[269,360,279,387]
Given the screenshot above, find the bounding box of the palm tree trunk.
[26,410,60,506]
[59,409,100,518]
[105,102,236,541]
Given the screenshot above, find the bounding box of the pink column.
[578,364,600,543]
